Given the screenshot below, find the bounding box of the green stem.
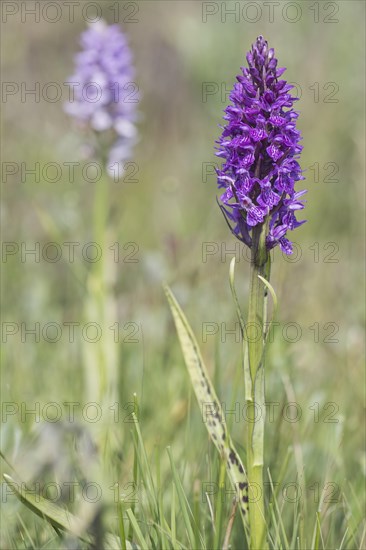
[94,158,108,294]
[93,155,109,402]
[246,223,269,550]
[214,459,227,548]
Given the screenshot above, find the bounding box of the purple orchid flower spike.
[216,36,306,255]
[65,20,138,170]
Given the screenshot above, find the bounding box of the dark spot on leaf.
[229,450,238,465]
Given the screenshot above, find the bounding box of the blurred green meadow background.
[1,1,365,548]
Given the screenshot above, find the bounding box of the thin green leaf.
[252,274,278,468]
[164,285,249,528]
[125,508,149,550]
[131,413,159,521]
[3,473,91,543]
[252,365,265,467]
[267,470,289,549]
[167,447,197,549]
[3,474,137,550]
[257,274,278,345]
[170,482,178,549]
[229,257,252,402]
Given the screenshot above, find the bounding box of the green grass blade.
[267,470,289,549]
[128,393,140,543]
[171,482,177,549]
[15,511,37,549]
[131,414,159,521]
[125,508,149,550]
[193,479,201,550]
[155,445,169,550]
[167,446,197,549]
[117,499,127,550]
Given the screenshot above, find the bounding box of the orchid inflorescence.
[216,36,306,255]
[65,21,138,168]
